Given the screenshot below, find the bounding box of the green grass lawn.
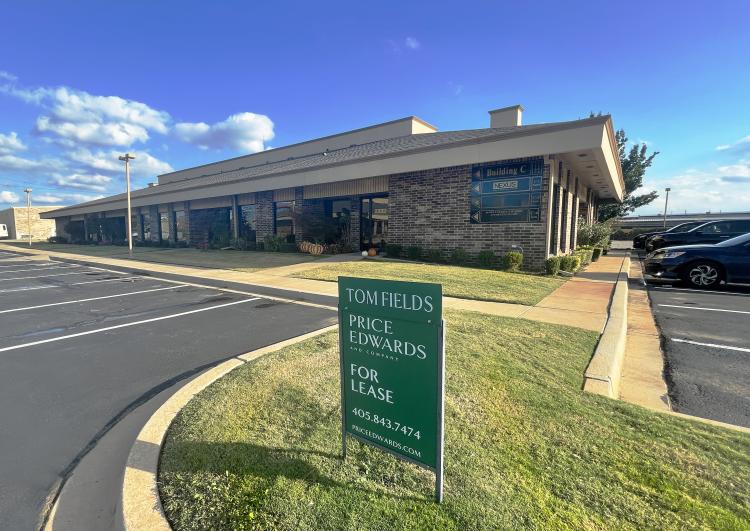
[7,242,323,272]
[293,261,564,305]
[159,310,750,530]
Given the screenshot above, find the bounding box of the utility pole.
[663,187,671,229]
[24,188,32,247]
[118,153,135,258]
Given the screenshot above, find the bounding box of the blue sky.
[2,0,749,215]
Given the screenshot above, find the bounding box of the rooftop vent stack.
[489,105,523,128]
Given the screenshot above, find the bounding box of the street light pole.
[24,188,32,247]
[118,153,136,258]
[663,187,671,229]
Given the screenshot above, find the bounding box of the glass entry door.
[360,196,388,250]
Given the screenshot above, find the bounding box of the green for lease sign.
[338,276,445,501]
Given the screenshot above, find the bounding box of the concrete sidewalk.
[1,244,623,332]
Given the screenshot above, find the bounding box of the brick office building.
[43,106,623,270]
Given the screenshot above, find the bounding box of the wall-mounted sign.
[338,276,445,502]
[470,158,544,224]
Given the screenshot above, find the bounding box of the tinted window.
[275,201,294,239]
[727,220,750,233]
[671,221,705,232]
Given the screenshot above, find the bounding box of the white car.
[0,224,8,239]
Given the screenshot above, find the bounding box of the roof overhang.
[43,117,623,218]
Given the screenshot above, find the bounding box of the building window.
[160,212,170,242]
[174,210,186,243]
[141,213,151,240]
[239,205,256,241]
[361,196,388,250]
[274,201,295,240]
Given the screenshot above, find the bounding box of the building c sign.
[338,276,445,501]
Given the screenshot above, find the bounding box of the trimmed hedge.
[502,251,523,272]
[385,243,403,258]
[544,256,561,276]
[477,250,497,269]
[449,248,468,265]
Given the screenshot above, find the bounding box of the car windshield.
[686,221,718,233]
[716,232,750,247]
[668,221,705,232]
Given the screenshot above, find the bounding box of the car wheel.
[683,262,723,288]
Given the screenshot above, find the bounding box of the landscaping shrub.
[572,256,582,271]
[449,247,468,265]
[544,256,561,276]
[577,218,614,248]
[477,250,497,269]
[47,236,68,244]
[263,235,285,252]
[560,255,577,273]
[425,249,444,263]
[592,247,603,261]
[502,251,523,272]
[385,243,403,258]
[406,245,422,260]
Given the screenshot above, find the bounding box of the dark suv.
[646,219,750,251]
[632,221,709,249]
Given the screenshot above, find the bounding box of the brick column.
[230,196,239,241]
[349,195,361,249]
[255,191,274,243]
[148,206,160,242]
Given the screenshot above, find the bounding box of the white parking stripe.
[658,304,750,315]
[0,270,118,282]
[0,261,38,267]
[0,276,142,293]
[0,264,80,274]
[671,338,750,353]
[0,297,261,353]
[650,286,750,297]
[0,284,189,314]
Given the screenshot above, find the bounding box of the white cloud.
[67,148,174,178]
[174,112,274,152]
[715,134,750,153]
[0,132,26,154]
[0,190,19,203]
[0,154,65,172]
[51,173,112,192]
[2,77,170,147]
[635,159,750,215]
[405,37,421,50]
[33,192,104,204]
[36,115,151,147]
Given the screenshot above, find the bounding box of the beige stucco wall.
[0,207,61,239]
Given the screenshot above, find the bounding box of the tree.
[598,127,659,220]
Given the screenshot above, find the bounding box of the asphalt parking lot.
[645,275,750,428]
[0,249,337,530]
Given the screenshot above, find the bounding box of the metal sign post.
[338,276,445,502]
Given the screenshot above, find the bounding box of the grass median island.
[293,261,564,305]
[9,243,322,272]
[158,310,750,530]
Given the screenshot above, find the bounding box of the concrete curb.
[121,324,339,531]
[583,256,631,398]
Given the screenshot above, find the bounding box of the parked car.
[644,232,750,288]
[632,221,709,249]
[0,224,7,239]
[645,219,750,251]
